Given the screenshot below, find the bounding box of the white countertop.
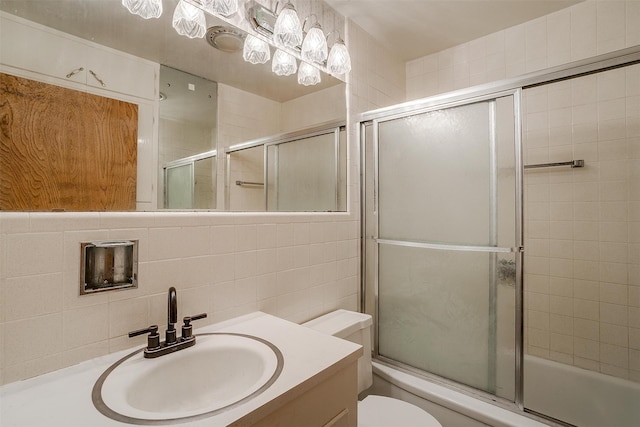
[0,312,362,426]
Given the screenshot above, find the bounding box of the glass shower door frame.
[361,88,525,408]
[163,149,217,209]
[264,126,341,211]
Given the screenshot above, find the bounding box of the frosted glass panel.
[166,164,193,209]
[378,102,491,245]
[194,156,216,209]
[368,94,518,401]
[267,132,336,211]
[378,244,516,398]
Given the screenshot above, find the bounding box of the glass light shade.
[243,35,271,64]
[301,25,328,64]
[327,41,352,75]
[272,50,297,76]
[273,3,303,48]
[122,0,163,19]
[172,0,206,39]
[208,0,239,17]
[297,62,321,86]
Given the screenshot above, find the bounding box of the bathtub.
[368,360,545,427]
[368,356,640,427]
[523,355,640,427]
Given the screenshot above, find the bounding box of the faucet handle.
[183,313,207,325]
[128,325,161,350]
[181,313,207,340]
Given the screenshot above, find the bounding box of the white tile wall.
[281,84,346,131]
[0,2,372,386]
[407,1,640,101]
[521,63,640,382]
[0,212,360,385]
[404,0,640,384]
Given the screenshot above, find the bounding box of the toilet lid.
[358,395,442,427]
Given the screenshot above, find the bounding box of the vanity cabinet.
[0,12,156,101]
[234,362,358,427]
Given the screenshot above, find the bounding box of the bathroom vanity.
[0,312,362,426]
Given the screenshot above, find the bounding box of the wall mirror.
[0,0,347,212]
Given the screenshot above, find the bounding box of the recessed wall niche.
[80,240,139,295]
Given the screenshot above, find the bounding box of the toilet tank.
[303,309,373,393]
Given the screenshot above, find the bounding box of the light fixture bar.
[242,1,342,78]
[180,0,347,80]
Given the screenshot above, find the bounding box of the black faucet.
[128,287,207,358]
[166,286,178,345]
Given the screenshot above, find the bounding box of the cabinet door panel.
[0,73,138,211]
[0,16,87,85]
[86,48,156,100]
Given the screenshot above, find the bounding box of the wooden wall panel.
[0,73,138,211]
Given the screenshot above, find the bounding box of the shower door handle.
[376,238,516,253]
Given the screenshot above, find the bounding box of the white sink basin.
[93,333,283,424]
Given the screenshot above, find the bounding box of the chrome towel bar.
[235,180,264,186]
[524,159,584,169]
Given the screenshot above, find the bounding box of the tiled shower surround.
[522,65,640,382]
[404,0,640,383]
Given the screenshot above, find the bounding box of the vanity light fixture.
[272,49,297,76]
[121,0,163,19]
[246,2,351,80]
[172,0,207,39]
[243,34,271,64]
[301,16,327,64]
[122,0,352,84]
[273,1,303,48]
[297,61,321,86]
[205,0,239,18]
[326,32,351,75]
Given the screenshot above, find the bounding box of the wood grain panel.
[0,72,138,211]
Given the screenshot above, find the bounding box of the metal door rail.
[377,238,516,253]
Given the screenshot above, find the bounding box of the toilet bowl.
[303,310,441,427]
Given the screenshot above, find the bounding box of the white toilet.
[303,309,442,427]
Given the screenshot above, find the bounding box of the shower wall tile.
[520,58,640,383]
[406,1,639,101]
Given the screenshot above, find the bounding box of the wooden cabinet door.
[0,73,138,211]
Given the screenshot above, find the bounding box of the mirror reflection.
[226,122,346,211]
[0,0,347,212]
[159,66,218,209]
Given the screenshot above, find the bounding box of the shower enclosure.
[361,49,640,426]
[225,123,346,211]
[362,91,521,402]
[163,150,217,209]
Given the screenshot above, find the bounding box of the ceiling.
[325,0,581,61]
[0,0,582,100]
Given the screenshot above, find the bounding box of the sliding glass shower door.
[363,92,521,400]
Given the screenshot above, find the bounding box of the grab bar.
[524,160,584,169]
[235,180,264,186]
